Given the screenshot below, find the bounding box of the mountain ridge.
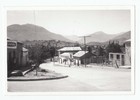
[78,31,119,43]
[87,31,131,45]
[7,24,71,42]
[7,23,130,45]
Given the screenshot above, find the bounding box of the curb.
[8,75,68,81]
[22,67,34,75]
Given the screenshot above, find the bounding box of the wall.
[125,42,131,66]
[109,53,125,67]
[7,41,23,72]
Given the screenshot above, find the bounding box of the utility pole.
[80,36,91,67]
[34,10,38,76]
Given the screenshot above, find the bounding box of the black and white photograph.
[6,6,134,94]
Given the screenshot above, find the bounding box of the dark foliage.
[105,41,123,58]
[23,40,78,63]
[87,41,123,59]
[87,46,92,53]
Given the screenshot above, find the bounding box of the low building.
[73,51,96,66]
[59,52,73,64]
[7,38,29,74]
[109,39,131,67]
[125,39,131,66]
[7,39,23,72]
[58,46,82,57]
[109,53,125,67]
[58,47,81,64]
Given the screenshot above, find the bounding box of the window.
[117,55,120,59]
[110,54,113,59]
[122,55,124,59]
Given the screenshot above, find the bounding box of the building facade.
[109,53,125,67]
[58,47,81,64]
[125,39,131,66]
[7,40,23,72]
[73,51,96,66]
[58,47,82,56]
[7,39,29,74]
[109,39,131,67]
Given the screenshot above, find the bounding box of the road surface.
[8,62,131,92]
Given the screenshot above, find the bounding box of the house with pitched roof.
[57,47,82,64]
[73,51,96,66]
[58,47,81,55]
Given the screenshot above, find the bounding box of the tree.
[28,44,47,63]
[87,46,92,53]
[97,46,105,56]
[105,41,122,58]
[50,46,56,62]
[95,46,106,64]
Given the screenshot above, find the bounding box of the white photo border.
[1,5,135,96]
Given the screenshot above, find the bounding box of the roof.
[22,47,28,52]
[58,47,81,51]
[73,51,88,57]
[60,52,72,58]
[109,52,125,55]
[125,39,131,42]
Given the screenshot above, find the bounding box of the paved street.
[8,62,131,92]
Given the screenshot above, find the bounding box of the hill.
[104,31,131,45]
[78,31,118,43]
[7,24,71,42]
[87,31,131,46]
[110,31,130,42]
[64,35,81,42]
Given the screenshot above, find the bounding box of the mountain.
[103,31,131,45]
[7,24,71,42]
[110,31,131,42]
[64,35,81,42]
[87,31,131,46]
[78,31,118,43]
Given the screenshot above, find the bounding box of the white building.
[109,53,125,67]
[73,51,96,66]
[109,39,131,67]
[125,39,131,66]
[58,47,81,56]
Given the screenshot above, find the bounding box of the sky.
[7,10,130,36]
